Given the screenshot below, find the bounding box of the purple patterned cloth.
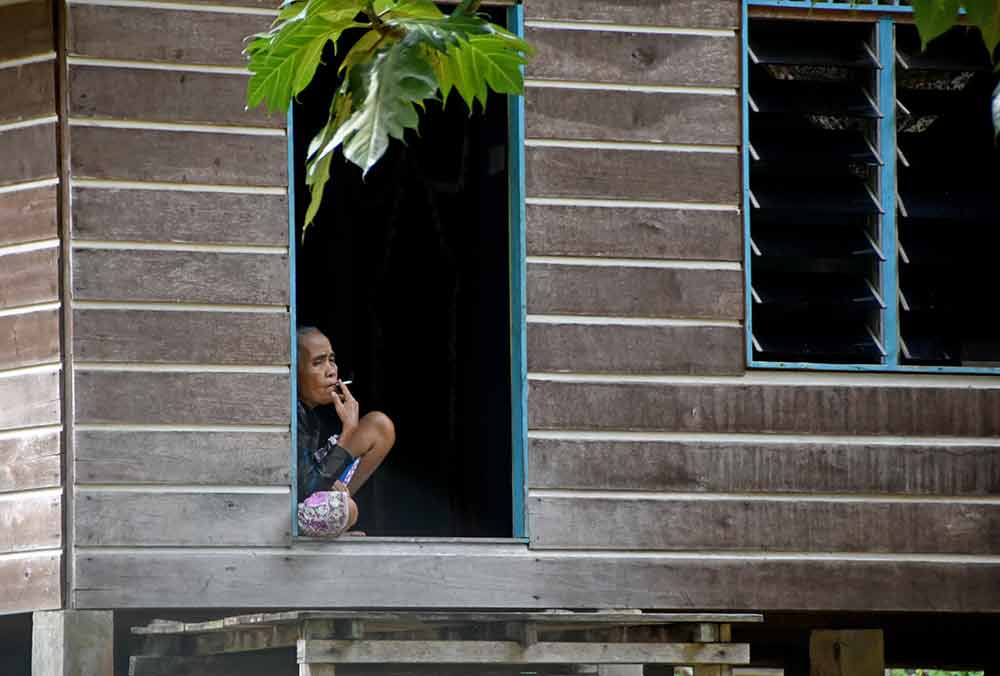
[297,490,350,537]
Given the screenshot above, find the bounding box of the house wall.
[65,0,1000,613]
[0,0,64,615]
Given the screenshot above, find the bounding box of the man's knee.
[364,411,396,447]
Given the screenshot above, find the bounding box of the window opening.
[291,5,519,537]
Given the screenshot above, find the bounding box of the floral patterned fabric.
[297,490,350,537]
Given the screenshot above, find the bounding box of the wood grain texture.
[526,89,739,145]
[528,495,1000,553]
[527,381,1000,437]
[75,491,289,546]
[74,309,289,365]
[526,28,738,88]
[0,491,61,554]
[68,5,269,66]
[527,323,742,375]
[0,60,55,124]
[71,127,286,186]
[528,439,1000,495]
[73,549,1000,612]
[0,184,57,246]
[72,188,288,245]
[73,249,288,305]
[526,205,742,261]
[0,371,61,431]
[0,1,52,62]
[75,371,290,425]
[75,430,290,485]
[0,248,59,309]
[0,552,60,614]
[527,263,743,320]
[69,66,282,128]
[526,147,740,204]
[0,430,60,493]
[525,0,740,29]
[0,308,60,370]
[0,123,57,186]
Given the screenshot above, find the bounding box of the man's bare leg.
[341,411,395,495]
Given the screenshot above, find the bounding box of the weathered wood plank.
[0,430,60,493]
[73,249,288,305]
[72,549,1000,612]
[528,495,1000,554]
[76,491,289,546]
[810,630,883,676]
[526,205,741,261]
[72,188,288,245]
[526,89,740,146]
[0,248,59,310]
[0,370,61,431]
[0,123,57,186]
[68,5,268,66]
[71,127,286,186]
[32,611,115,676]
[75,430,289,485]
[299,640,749,665]
[526,28,738,88]
[74,310,289,365]
[526,147,740,204]
[0,552,60,614]
[74,371,289,425]
[527,264,743,320]
[0,309,60,370]
[0,492,60,555]
[0,61,55,124]
[528,439,1000,495]
[527,323,742,375]
[129,651,296,676]
[527,381,1000,437]
[70,66,282,128]
[0,1,52,62]
[525,0,739,28]
[0,185,57,247]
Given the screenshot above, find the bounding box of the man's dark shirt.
[297,401,349,500]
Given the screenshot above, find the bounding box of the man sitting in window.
[296,326,396,537]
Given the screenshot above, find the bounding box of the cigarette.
[340,380,353,386]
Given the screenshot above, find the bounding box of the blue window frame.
[742,1,1000,374]
[288,4,527,538]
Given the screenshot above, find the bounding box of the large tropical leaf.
[910,0,961,49]
[245,0,363,114]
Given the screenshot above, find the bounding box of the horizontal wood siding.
[72,188,287,245]
[0,430,61,494]
[0,123,57,186]
[73,249,289,305]
[75,430,289,485]
[528,439,1000,495]
[0,371,61,431]
[75,371,290,425]
[74,310,290,364]
[71,127,286,186]
[76,492,289,546]
[0,553,60,614]
[0,0,53,62]
[0,309,61,369]
[0,185,58,247]
[527,323,742,375]
[73,548,1000,612]
[0,492,61,555]
[0,61,56,125]
[0,247,59,309]
[525,0,740,28]
[528,496,1000,554]
[528,264,743,319]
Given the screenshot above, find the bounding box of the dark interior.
[291,6,514,537]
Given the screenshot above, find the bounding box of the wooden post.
[809,630,883,676]
[597,667,644,676]
[32,611,114,676]
[300,665,336,676]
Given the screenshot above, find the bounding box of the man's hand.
[332,381,360,440]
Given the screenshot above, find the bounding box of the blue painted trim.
[748,359,1000,375]
[508,2,528,540]
[742,0,754,368]
[877,18,899,366]
[748,0,913,12]
[287,104,299,537]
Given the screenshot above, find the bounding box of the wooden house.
[1,0,999,673]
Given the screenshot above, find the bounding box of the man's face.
[297,330,339,408]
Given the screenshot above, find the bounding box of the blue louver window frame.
[742,1,1000,374]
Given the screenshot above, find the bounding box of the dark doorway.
[291,7,514,538]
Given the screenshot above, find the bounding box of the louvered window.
[745,8,1000,372]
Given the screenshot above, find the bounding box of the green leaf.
[383,0,443,20]
[303,89,354,229]
[911,0,962,50]
[338,28,393,73]
[245,0,364,114]
[963,1,1000,58]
